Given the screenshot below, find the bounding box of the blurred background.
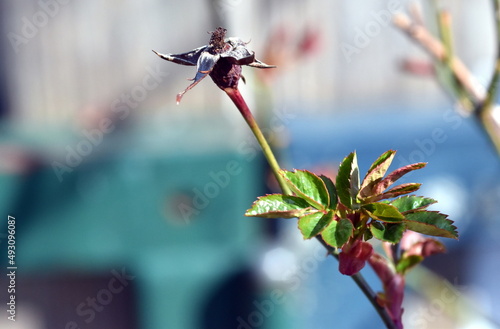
[0,0,499,328]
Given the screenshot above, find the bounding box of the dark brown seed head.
[209,27,227,53]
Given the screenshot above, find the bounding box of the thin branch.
[436,9,474,110]
[393,9,500,155]
[474,0,500,154]
[483,0,500,110]
[409,2,424,26]
[393,13,486,103]
[316,236,398,329]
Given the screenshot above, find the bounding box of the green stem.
[225,86,397,329]
[224,87,292,195]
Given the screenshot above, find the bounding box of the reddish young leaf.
[339,240,373,275]
[374,162,426,195]
[369,183,422,202]
[400,231,447,258]
[368,253,405,329]
[359,150,396,198]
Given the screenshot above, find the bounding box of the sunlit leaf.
[336,152,360,209]
[404,211,458,239]
[245,194,312,218]
[321,218,354,248]
[391,195,437,213]
[359,150,396,198]
[298,210,334,239]
[281,170,329,210]
[362,203,405,223]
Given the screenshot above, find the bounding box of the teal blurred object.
[0,125,273,329]
[16,152,262,271]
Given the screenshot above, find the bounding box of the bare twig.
[474,0,500,154]
[393,8,500,155]
[483,0,500,110]
[316,236,398,329]
[393,13,486,104]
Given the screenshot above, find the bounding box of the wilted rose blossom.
[153,27,275,103]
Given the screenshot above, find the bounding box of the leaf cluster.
[245,150,458,248]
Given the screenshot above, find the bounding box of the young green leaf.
[359,150,396,198]
[336,152,360,209]
[319,175,338,210]
[281,170,330,210]
[370,222,405,243]
[298,210,334,239]
[396,255,424,275]
[362,203,405,223]
[391,195,437,213]
[404,211,458,239]
[374,162,426,195]
[245,194,312,218]
[321,218,354,248]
